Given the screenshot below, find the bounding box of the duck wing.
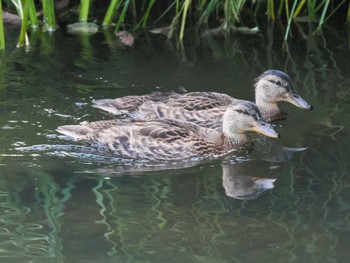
[128,102,226,130]
[91,92,174,115]
[167,92,236,111]
[92,92,235,115]
[56,119,225,161]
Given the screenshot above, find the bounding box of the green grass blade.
[307,0,317,20]
[267,0,275,20]
[199,0,217,24]
[17,0,31,47]
[0,0,4,50]
[320,0,346,26]
[293,0,306,18]
[284,0,298,41]
[179,0,191,42]
[115,0,131,33]
[42,0,57,31]
[28,0,38,28]
[79,0,91,22]
[318,0,330,29]
[103,0,120,27]
[285,0,290,21]
[138,0,156,27]
[154,0,177,24]
[277,0,284,17]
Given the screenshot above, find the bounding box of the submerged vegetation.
[0,0,349,50]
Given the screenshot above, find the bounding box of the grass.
[0,0,349,49]
[79,0,92,22]
[42,0,57,31]
[0,0,4,50]
[103,0,121,27]
[17,0,30,47]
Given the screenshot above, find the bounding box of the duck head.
[222,101,280,145]
[255,70,312,120]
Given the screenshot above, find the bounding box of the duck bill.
[251,121,280,138]
[285,93,312,110]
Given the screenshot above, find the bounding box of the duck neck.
[255,84,281,120]
[255,100,281,121]
[222,120,248,146]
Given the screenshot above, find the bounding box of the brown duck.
[92,70,312,122]
[56,101,279,161]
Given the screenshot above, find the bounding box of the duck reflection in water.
[221,161,277,200]
[222,146,307,200]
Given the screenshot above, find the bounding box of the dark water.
[0,25,349,262]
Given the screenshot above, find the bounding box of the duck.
[56,101,279,161]
[92,70,312,122]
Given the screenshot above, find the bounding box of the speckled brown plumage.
[57,102,279,161]
[92,70,312,122]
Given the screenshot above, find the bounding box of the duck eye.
[268,79,283,86]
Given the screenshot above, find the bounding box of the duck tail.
[91,99,130,116]
[56,125,92,141]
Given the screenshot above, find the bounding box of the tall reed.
[79,0,91,22]
[42,0,57,31]
[115,0,131,32]
[1,0,349,49]
[179,0,191,41]
[0,0,4,50]
[28,0,38,28]
[103,0,120,27]
[17,0,30,47]
[284,0,298,41]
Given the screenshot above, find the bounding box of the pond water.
[0,25,350,262]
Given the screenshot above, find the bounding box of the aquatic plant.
[41,0,57,31]
[79,0,91,22]
[0,0,349,49]
[0,0,4,50]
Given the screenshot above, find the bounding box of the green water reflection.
[0,26,350,262]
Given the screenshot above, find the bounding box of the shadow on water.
[0,23,350,262]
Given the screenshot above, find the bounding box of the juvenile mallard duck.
[56,101,279,161]
[92,70,312,122]
[121,99,253,130]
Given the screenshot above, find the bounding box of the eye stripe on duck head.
[233,102,262,121]
[257,70,294,93]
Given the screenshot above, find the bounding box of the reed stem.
[17,0,30,47]
[103,0,120,27]
[318,0,330,29]
[0,0,4,50]
[42,0,57,31]
[79,0,91,22]
[284,0,298,41]
[293,0,306,18]
[267,0,275,20]
[115,0,131,33]
[28,0,38,28]
[138,0,155,27]
[180,0,191,42]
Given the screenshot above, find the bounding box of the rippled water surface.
[0,26,350,262]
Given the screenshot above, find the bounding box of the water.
[0,25,350,262]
